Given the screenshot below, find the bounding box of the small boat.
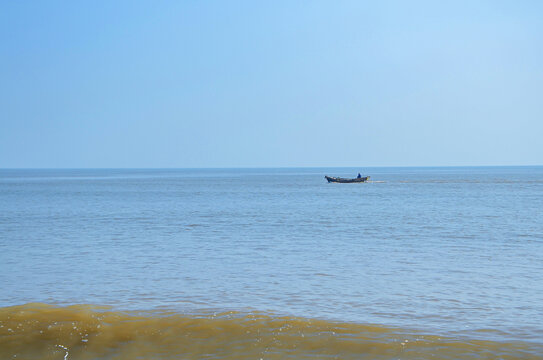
[325,175,370,183]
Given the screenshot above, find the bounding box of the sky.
[1,0,542,168]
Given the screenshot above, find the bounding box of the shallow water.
[1,303,542,360]
[1,167,542,358]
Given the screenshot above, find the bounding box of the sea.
[1,167,542,359]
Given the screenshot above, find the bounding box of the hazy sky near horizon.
[1,0,542,168]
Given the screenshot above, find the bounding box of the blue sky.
[1,0,542,168]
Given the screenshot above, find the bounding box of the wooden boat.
[325,175,370,183]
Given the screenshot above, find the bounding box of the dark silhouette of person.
[357,173,362,178]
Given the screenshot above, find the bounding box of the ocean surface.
[1,167,542,359]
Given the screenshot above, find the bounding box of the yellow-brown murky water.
[1,304,541,360]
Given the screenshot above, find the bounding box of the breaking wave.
[1,304,541,359]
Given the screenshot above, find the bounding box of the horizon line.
[1,164,542,170]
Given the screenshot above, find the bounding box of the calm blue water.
[1,167,542,342]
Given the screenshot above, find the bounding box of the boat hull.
[325,176,370,183]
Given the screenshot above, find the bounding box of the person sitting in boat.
[357,173,362,178]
